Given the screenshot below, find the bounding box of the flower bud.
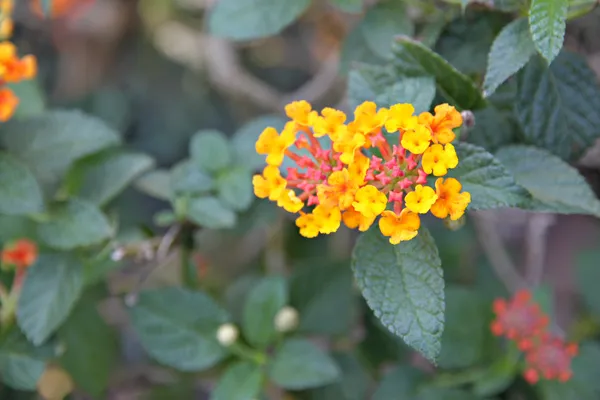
[274,306,299,333]
[216,323,238,346]
[111,247,126,262]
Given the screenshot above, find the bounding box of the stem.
[523,213,555,286]
[229,342,267,365]
[180,224,198,289]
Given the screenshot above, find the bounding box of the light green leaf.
[217,167,253,212]
[211,361,263,400]
[529,0,568,64]
[67,151,155,206]
[495,145,600,216]
[0,110,120,193]
[186,196,236,229]
[134,170,172,201]
[483,18,536,97]
[190,130,232,173]
[307,353,370,400]
[0,152,44,215]
[170,160,214,195]
[352,227,444,362]
[209,0,311,41]
[373,366,426,400]
[269,339,341,390]
[37,199,113,250]
[17,253,84,345]
[375,77,436,114]
[449,143,530,210]
[128,287,228,372]
[7,80,46,119]
[516,52,600,161]
[392,36,487,110]
[232,115,287,171]
[290,262,354,335]
[243,276,287,348]
[58,288,118,397]
[330,0,362,13]
[0,331,49,391]
[467,106,518,152]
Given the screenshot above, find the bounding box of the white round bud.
[111,247,126,262]
[274,306,299,333]
[216,323,239,346]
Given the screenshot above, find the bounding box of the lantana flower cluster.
[0,0,37,122]
[491,290,578,384]
[252,100,471,244]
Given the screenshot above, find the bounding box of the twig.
[523,213,556,286]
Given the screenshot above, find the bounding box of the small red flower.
[1,239,37,269]
[523,333,578,384]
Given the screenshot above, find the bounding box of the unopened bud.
[274,306,299,333]
[111,247,126,262]
[461,110,475,129]
[216,323,238,346]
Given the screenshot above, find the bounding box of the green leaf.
[0,110,120,193]
[340,29,384,74]
[0,215,36,242]
[290,262,354,335]
[372,366,426,400]
[516,52,600,161]
[375,77,436,114]
[217,167,253,212]
[307,353,370,400]
[529,0,568,64]
[186,196,237,229]
[7,80,46,119]
[576,249,600,316]
[472,348,520,396]
[269,339,341,390]
[67,151,155,206]
[134,170,172,201]
[352,227,444,363]
[243,276,287,348]
[360,1,414,59]
[483,18,536,97]
[232,115,287,171]
[17,253,84,345]
[170,160,214,195]
[0,152,44,215]
[467,106,518,152]
[438,286,487,369]
[417,387,480,400]
[449,142,530,210]
[211,361,263,400]
[0,331,49,391]
[190,130,232,173]
[330,0,362,13]
[37,199,113,250]
[58,288,118,397]
[392,36,487,110]
[128,287,228,372]
[209,0,311,41]
[495,145,600,216]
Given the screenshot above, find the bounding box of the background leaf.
[186,196,237,229]
[17,254,84,345]
[466,106,518,152]
[217,167,253,212]
[306,353,370,400]
[372,365,425,400]
[242,276,287,348]
[529,0,568,63]
[352,227,444,363]
[170,160,214,195]
[210,361,263,400]
[190,130,232,173]
[128,287,228,371]
[134,170,172,201]
[330,0,362,13]
[0,152,44,215]
[232,115,287,171]
[495,145,600,216]
[0,331,49,391]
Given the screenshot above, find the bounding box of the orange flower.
[378,209,420,245]
[2,239,38,269]
[30,0,95,19]
[0,86,17,121]
[0,42,37,83]
[418,104,462,144]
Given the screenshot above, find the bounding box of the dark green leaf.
[232,115,287,171]
[307,353,370,400]
[449,143,530,210]
[352,227,444,362]
[0,331,49,391]
[472,348,520,396]
[392,36,487,110]
[190,130,232,173]
[37,199,113,250]
[495,145,600,216]
[347,64,396,109]
[483,18,536,97]
[17,253,84,345]
[128,287,228,371]
[330,0,362,13]
[515,52,600,160]
[243,276,287,348]
[529,0,568,63]
[211,361,263,400]
[186,196,236,229]
[0,152,43,215]
[340,29,384,74]
[217,167,253,212]
[134,170,172,201]
[209,0,311,41]
[467,106,518,152]
[170,160,214,195]
[360,1,414,59]
[269,339,341,390]
[417,387,480,400]
[372,366,425,400]
[576,249,600,316]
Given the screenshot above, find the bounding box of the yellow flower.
[430,178,471,221]
[352,185,387,219]
[285,100,316,127]
[296,213,322,238]
[418,104,462,144]
[313,205,342,234]
[277,189,304,213]
[352,101,388,136]
[421,143,458,176]
[317,169,359,210]
[405,185,438,214]
[255,122,297,166]
[342,206,375,232]
[252,166,286,200]
[401,124,432,154]
[312,107,346,138]
[378,209,421,245]
[348,151,370,184]
[332,125,366,165]
[385,103,418,133]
